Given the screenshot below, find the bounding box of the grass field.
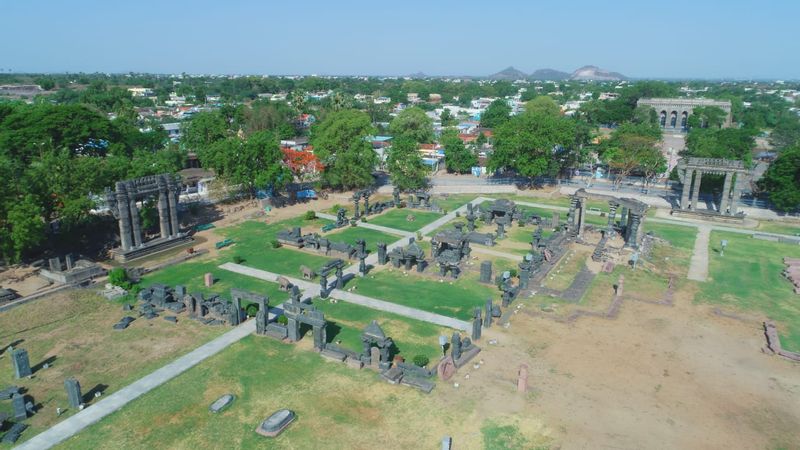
[697,231,800,351]
[349,269,497,320]
[312,299,447,364]
[57,336,549,450]
[367,209,443,232]
[0,291,224,446]
[757,220,800,236]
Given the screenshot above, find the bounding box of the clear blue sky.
[3,0,798,79]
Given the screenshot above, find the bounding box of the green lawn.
[697,231,800,351]
[644,222,697,250]
[322,226,402,253]
[757,221,800,237]
[349,269,497,320]
[312,299,447,364]
[367,209,443,232]
[56,336,471,450]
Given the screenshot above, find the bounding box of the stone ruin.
[497,271,520,307]
[105,173,191,262]
[276,227,357,259]
[782,257,800,295]
[135,284,249,327]
[388,238,426,272]
[674,157,750,223]
[567,188,648,249]
[431,227,472,278]
[39,254,105,285]
[406,190,441,212]
[479,199,520,224]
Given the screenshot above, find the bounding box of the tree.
[759,145,800,211]
[199,131,290,197]
[687,106,727,129]
[389,107,433,143]
[290,89,307,114]
[685,128,755,165]
[441,130,477,174]
[311,109,377,189]
[243,101,295,137]
[480,99,511,129]
[386,137,427,191]
[181,111,229,151]
[489,112,577,178]
[525,96,560,117]
[602,134,662,189]
[3,195,45,262]
[770,116,800,149]
[440,108,456,126]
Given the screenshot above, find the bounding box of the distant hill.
[569,65,627,81]
[528,68,570,81]
[408,71,428,79]
[488,66,528,80]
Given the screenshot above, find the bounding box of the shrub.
[108,268,131,290]
[276,315,288,325]
[304,210,317,220]
[509,269,518,278]
[233,255,245,264]
[412,354,429,367]
[329,204,343,214]
[270,239,281,249]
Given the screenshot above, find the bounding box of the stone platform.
[670,209,745,224]
[110,235,194,262]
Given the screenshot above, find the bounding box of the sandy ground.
[448,285,800,449]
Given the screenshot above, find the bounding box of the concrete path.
[16,320,257,450]
[688,225,711,282]
[419,197,491,236]
[220,262,470,331]
[315,212,414,238]
[469,246,523,261]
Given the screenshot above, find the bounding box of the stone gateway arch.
[637,98,733,130]
[105,173,191,261]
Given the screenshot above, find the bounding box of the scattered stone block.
[164,316,178,323]
[0,385,20,400]
[1,422,27,444]
[320,348,347,362]
[11,349,31,379]
[400,375,435,393]
[381,366,404,384]
[256,409,296,437]
[12,394,26,420]
[209,394,235,413]
[204,273,213,287]
[65,377,82,409]
[345,356,364,369]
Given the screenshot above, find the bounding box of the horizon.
[2,0,799,80]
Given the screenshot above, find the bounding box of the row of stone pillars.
[110,175,181,252]
[680,169,739,215]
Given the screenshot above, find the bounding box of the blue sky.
[2,0,798,79]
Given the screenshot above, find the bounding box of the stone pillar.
[720,171,733,215]
[353,197,360,219]
[606,203,617,231]
[129,199,143,247]
[116,188,133,251]
[312,325,325,350]
[65,377,82,409]
[681,169,693,210]
[363,196,370,216]
[484,299,492,328]
[287,318,300,342]
[730,183,741,215]
[168,185,179,237]
[472,308,482,341]
[11,349,31,378]
[158,191,170,239]
[578,198,586,238]
[691,171,702,210]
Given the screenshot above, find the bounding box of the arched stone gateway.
[674,157,752,222]
[637,98,733,131]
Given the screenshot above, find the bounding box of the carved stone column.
[115,186,133,251]
[691,171,703,210]
[168,184,179,237]
[129,199,143,247]
[157,191,169,239]
[720,171,733,215]
[681,169,693,210]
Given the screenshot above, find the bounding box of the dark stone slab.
[400,375,435,393]
[0,385,20,400]
[164,316,178,323]
[1,422,27,444]
[381,366,404,384]
[319,348,347,362]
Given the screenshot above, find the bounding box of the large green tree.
[386,137,427,191]
[601,133,664,188]
[685,128,755,165]
[480,99,511,129]
[311,109,377,189]
[525,96,561,116]
[181,111,230,151]
[759,146,800,211]
[441,130,477,174]
[489,111,577,177]
[199,131,290,196]
[389,107,433,143]
[687,106,727,129]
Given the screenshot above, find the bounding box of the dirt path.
[688,225,711,282]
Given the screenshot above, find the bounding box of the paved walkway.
[688,225,711,282]
[469,246,523,261]
[16,320,257,450]
[316,213,414,238]
[220,262,470,330]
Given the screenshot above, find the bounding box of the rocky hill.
[528,68,570,80]
[569,65,627,81]
[488,66,529,80]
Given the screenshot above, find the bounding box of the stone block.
[320,348,346,362]
[11,349,31,379]
[345,356,364,369]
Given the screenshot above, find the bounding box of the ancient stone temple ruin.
[567,189,648,249]
[673,157,750,223]
[388,238,426,271]
[431,227,472,278]
[105,173,190,261]
[480,199,519,224]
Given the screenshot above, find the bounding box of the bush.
[108,268,131,290]
[329,204,343,214]
[233,255,245,264]
[270,239,281,249]
[509,268,518,278]
[276,315,288,325]
[304,210,317,220]
[412,354,429,367]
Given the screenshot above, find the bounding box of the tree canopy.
[386,137,427,191]
[480,99,511,129]
[684,128,756,165]
[311,109,377,189]
[525,96,561,117]
[759,145,800,211]
[389,107,434,143]
[441,130,477,174]
[489,111,577,178]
